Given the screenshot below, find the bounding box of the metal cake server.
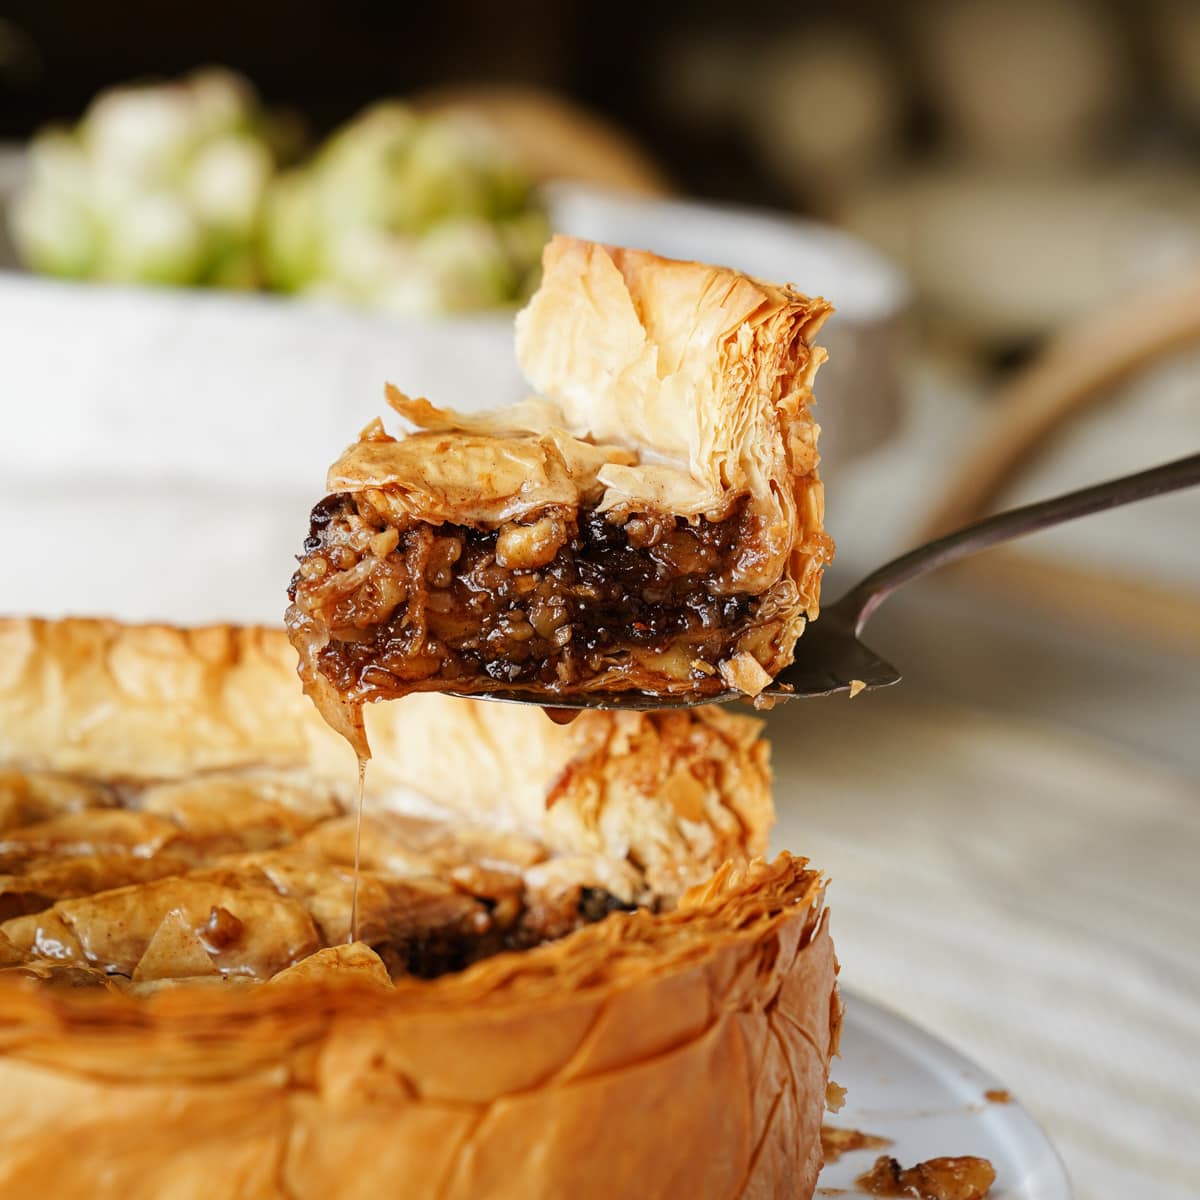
[477,452,1200,713]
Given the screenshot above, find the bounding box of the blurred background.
[2,0,1195,750]
[5,0,1200,334]
[0,4,1197,1198]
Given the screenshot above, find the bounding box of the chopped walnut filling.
[0,769,638,989]
[287,492,781,703]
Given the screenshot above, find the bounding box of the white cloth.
[769,691,1200,1200]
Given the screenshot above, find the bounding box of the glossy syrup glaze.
[286,493,779,712]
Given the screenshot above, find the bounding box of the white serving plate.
[822,991,1072,1198]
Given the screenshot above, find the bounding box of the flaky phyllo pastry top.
[334,236,833,596]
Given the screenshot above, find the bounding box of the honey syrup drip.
[349,754,367,944]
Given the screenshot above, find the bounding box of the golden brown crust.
[0,616,838,1199]
[329,395,639,526]
[0,617,771,900]
[517,238,831,543]
[0,857,835,1200]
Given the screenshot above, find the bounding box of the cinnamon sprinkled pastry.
[0,616,840,1199]
[287,237,835,752]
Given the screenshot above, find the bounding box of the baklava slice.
[0,616,839,1200]
[287,237,834,746]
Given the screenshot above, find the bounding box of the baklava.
[287,237,834,749]
[0,616,839,1199]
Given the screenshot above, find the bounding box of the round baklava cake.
[0,617,838,1199]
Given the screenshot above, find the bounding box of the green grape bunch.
[9,70,550,314]
[261,102,549,314]
[10,68,277,288]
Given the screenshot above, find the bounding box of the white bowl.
[0,163,907,624]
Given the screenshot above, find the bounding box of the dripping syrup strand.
[349,755,367,944]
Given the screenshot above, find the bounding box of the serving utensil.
[475,452,1200,714]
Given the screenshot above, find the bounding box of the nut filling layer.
[287,492,779,706]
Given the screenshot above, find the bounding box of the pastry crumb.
[720,651,775,697]
[855,1154,996,1199]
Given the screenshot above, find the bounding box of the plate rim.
[829,986,1075,1200]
